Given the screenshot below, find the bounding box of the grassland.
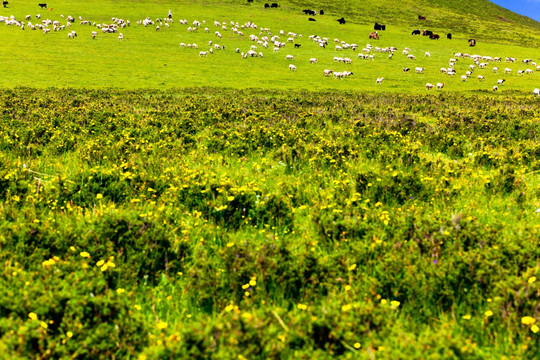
[1,0,540,359]
[0,0,539,91]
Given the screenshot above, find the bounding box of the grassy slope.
[0,0,538,91]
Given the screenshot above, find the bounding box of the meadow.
[1,88,540,358]
[0,0,539,91]
[1,0,540,359]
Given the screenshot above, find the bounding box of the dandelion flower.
[297,304,307,310]
[485,310,493,317]
[342,304,352,312]
[348,264,357,271]
[156,322,168,330]
[80,252,90,258]
[532,325,539,333]
[96,260,105,267]
[354,342,361,349]
[462,314,471,320]
[522,316,536,325]
[67,331,73,338]
[28,312,38,321]
[40,322,48,329]
[391,301,400,308]
[528,277,537,284]
[116,288,125,294]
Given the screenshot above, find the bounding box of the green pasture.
[0,0,539,91]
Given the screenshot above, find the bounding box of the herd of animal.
[1,3,539,94]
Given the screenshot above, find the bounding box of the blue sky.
[489,0,540,22]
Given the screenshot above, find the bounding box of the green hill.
[0,0,538,90]
[287,0,540,45]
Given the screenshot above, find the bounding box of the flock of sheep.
[1,9,539,94]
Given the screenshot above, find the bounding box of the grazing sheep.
[403,67,410,72]
[424,52,430,57]
[533,88,540,96]
[425,83,434,90]
[91,31,97,39]
[493,86,498,92]
[289,64,297,71]
[440,67,447,73]
[497,79,505,85]
[323,69,333,76]
[118,33,123,40]
[286,54,294,60]
[504,68,512,74]
[408,54,416,60]
[461,75,467,81]
[477,75,485,81]
[376,77,384,84]
[309,58,318,63]
[436,82,445,89]
[493,67,498,72]
[415,67,425,73]
[199,51,208,57]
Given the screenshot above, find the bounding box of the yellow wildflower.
[156,322,168,330]
[28,312,38,321]
[485,310,493,317]
[522,316,536,325]
[528,277,537,284]
[80,252,90,258]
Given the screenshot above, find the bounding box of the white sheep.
[425,83,434,90]
[91,31,97,39]
[118,33,123,40]
[424,52,430,57]
[415,67,425,73]
[286,55,294,60]
[497,79,505,85]
[376,77,384,84]
[461,75,467,81]
[534,88,540,96]
[199,51,208,57]
[289,64,297,71]
[309,58,318,64]
[323,69,333,76]
[477,75,485,81]
[436,83,445,89]
[493,86,498,92]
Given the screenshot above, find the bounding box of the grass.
[0,0,539,91]
[1,0,540,358]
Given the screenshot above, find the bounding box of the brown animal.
[368,32,379,40]
[469,39,476,46]
[418,15,426,20]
